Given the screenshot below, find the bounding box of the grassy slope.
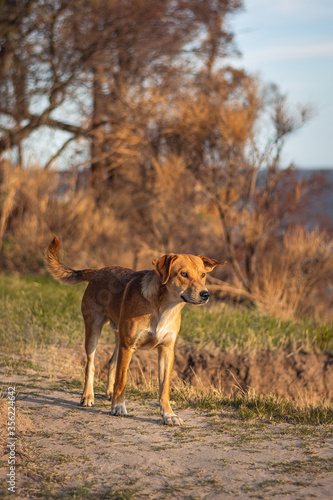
[1,274,332,425]
[1,274,332,353]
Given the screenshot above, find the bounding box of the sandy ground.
[1,370,333,500]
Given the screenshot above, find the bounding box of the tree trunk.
[90,61,107,189]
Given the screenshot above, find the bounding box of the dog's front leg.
[111,344,133,417]
[158,344,184,426]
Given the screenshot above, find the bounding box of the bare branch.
[43,136,76,170]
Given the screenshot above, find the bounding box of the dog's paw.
[111,402,127,416]
[162,412,184,426]
[80,394,94,407]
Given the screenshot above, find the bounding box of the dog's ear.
[198,256,227,272]
[153,254,178,284]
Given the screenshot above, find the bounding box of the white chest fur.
[135,304,181,349]
[155,306,178,340]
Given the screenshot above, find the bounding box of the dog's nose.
[200,290,210,301]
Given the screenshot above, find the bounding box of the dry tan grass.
[253,227,333,320]
[0,161,133,271]
[0,158,332,321]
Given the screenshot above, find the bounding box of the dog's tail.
[46,236,97,285]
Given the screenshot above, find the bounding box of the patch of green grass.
[242,478,289,494]
[47,378,84,392]
[1,274,332,353]
[127,384,159,402]
[124,380,333,425]
[100,489,140,500]
[48,453,91,465]
[169,384,333,425]
[54,485,94,499]
[1,274,333,425]
[1,356,43,374]
[151,443,178,451]
[180,302,333,352]
[270,457,333,475]
[0,274,86,350]
[227,392,333,425]
[279,425,332,439]
[24,484,95,499]
[209,420,268,446]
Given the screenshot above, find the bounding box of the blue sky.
[228,0,333,168]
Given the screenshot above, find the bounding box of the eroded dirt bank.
[92,346,333,402]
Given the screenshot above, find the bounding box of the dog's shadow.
[17,391,162,425]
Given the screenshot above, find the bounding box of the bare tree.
[0,0,242,183]
[2,0,328,320]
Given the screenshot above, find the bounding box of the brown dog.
[46,236,226,425]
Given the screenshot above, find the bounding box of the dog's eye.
[202,273,206,278]
[180,271,188,278]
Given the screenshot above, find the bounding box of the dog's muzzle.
[199,290,210,302]
[181,290,210,304]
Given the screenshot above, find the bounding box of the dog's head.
[153,254,227,305]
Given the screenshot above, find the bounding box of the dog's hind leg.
[80,319,104,407]
[106,326,119,401]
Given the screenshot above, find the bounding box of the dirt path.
[1,371,333,499]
